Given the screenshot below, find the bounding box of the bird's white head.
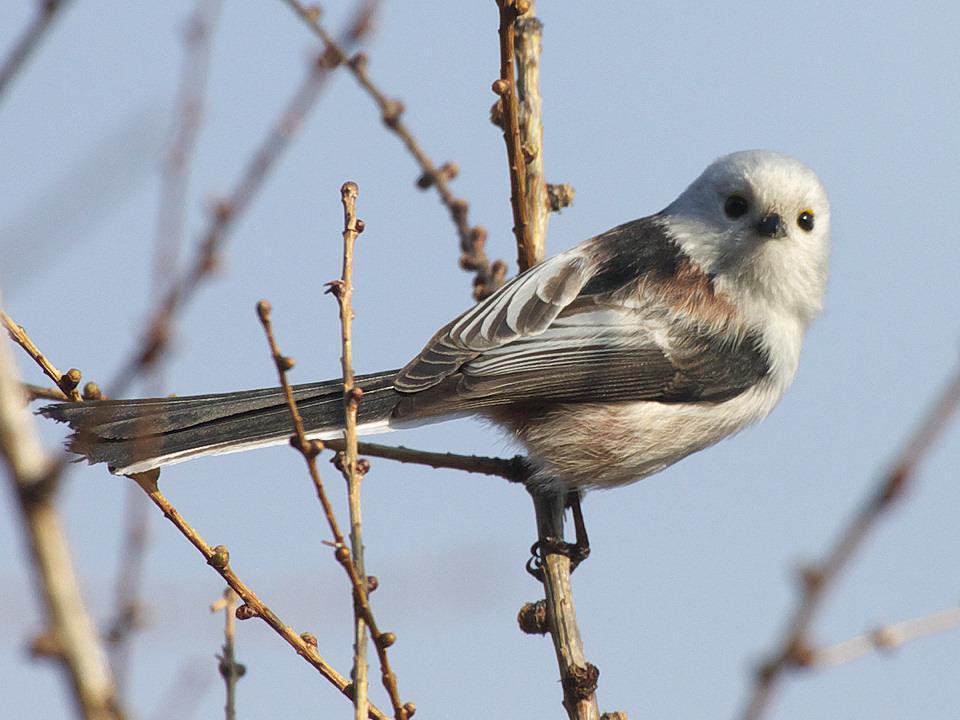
[663,150,831,327]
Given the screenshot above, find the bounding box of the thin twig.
[323,438,526,481]
[2,309,82,400]
[211,588,244,720]
[0,293,123,720]
[740,365,960,720]
[126,470,389,720]
[256,301,411,720]
[807,605,960,668]
[332,181,369,720]
[0,0,71,106]
[280,0,507,300]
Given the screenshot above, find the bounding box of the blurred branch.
[211,588,244,720]
[108,25,349,395]
[127,470,388,720]
[257,300,411,720]
[741,365,960,720]
[152,0,222,289]
[0,294,123,720]
[0,0,71,107]
[331,181,369,720]
[807,604,960,668]
[281,0,507,300]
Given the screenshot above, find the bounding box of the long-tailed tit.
[41,150,830,491]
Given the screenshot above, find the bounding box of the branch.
[108,32,342,395]
[257,301,412,720]
[740,365,960,720]
[0,294,123,720]
[126,470,389,720]
[332,181,369,720]
[280,0,507,300]
[324,438,525,481]
[0,0,71,107]
[211,588,244,720]
[806,604,960,668]
[2,309,82,400]
[493,0,533,271]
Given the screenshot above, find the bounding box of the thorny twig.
[126,470,389,720]
[257,301,412,720]
[280,0,508,300]
[330,181,369,719]
[0,0,72,106]
[740,365,960,720]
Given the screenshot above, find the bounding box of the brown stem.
[0,296,123,720]
[256,301,410,720]
[0,0,71,106]
[127,471,389,720]
[280,0,506,300]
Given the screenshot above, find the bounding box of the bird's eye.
[724,195,749,219]
[797,209,815,232]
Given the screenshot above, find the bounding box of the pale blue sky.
[2,3,958,719]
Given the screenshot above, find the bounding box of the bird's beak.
[755,212,787,239]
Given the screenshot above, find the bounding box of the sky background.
[1,2,959,719]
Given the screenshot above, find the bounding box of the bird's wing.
[394,217,769,413]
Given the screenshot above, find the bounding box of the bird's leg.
[526,490,591,581]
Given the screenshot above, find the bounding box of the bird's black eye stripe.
[797,209,815,232]
[724,195,749,219]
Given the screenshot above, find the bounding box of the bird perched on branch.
[41,150,830,492]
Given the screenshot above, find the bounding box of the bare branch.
[333,181,370,720]
[324,438,526,481]
[257,300,411,720]
[740,365,960,720]
[280,0,507,300]
[211,588,244,720]
[0,294,123,720]
[108,42,339,395]
[2,309,82,400]
[126,470,389,720]
[0,0,71,106]
[807,605,960,668]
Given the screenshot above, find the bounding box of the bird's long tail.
[39,370,401,475]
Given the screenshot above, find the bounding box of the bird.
[40,150,830,493]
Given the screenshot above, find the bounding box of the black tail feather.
[39,370,400,473]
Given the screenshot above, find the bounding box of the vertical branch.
[513,10,547,266]
[257,302,410,720]
[531,493,600,720]
[493,0,533,271]
[496,4,605,717]
[336,181,369,720]
[0,296,123,720]
[211,588,244,720]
